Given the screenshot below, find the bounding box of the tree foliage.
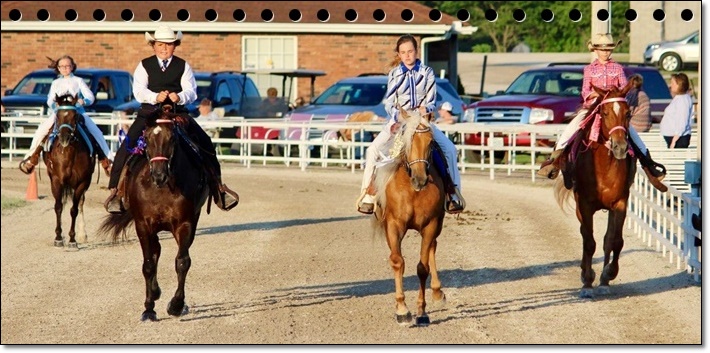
[421,1,630,53]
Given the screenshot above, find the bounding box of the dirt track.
[0,163,701,344]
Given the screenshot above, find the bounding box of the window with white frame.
[242,36,297,100]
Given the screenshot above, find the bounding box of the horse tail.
[98,211,134,244]
[553,176,574,214]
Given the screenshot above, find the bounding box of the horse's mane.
[372,111,426,214]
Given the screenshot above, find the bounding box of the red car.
[462,63,672,147]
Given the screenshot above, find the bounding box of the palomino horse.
[44,93,95,248]
[370,108,446,326]
[99,109,210,321]
[554,83,635,298]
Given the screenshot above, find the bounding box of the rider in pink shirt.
[538,33,666,190]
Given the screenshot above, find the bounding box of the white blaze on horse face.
[153,126,162,135]
[613,102,621,116]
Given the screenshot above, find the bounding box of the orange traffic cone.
[25,169,38,201]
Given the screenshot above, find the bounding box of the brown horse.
[44,93,95,248]
[99,109,210,321]
[554,83,636,298]
[370,108,446,326]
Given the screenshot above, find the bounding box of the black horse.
[99,109,210,321]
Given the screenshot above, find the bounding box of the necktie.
[161,59,168,72]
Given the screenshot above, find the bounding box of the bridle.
[582,93,629,146]
[54,105,78,142]
[403,125,432,176]
[145,118,175,173]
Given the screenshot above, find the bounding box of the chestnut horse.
[44,93,95,248]
[99,110,210,321]
[370,108,446,326]
[554,83,636,298]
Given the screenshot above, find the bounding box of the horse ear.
[591,84,604,97]
[398,105,408,120]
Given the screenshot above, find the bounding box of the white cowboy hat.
[439,101,453,112]
[145,25,183,43]
[587,33,622,51]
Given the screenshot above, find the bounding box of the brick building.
[0,1,476,102]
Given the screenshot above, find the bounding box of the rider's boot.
[19,145,43,175]
[638,150,668,192]
[537,149,564,179]
[446,189,465,214]
[105,164,129,214]
[357,178,377,215]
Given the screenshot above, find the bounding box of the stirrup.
[642,166,668,192]
[357,201,374,215]
[19,158,36,175]
[216,184,239,211]
[446,200,464,214]
[104,189,126,214]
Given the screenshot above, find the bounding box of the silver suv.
[644,30,699,72]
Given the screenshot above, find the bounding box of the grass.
[1,195,27,211]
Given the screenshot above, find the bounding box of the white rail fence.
[1,114,700,280]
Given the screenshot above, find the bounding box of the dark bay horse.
[554,83,636,298]
[370,108,446,326]
[99,110,210,321]
[44,93,95,248]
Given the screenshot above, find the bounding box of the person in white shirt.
[19,55,113,175]
[105,25,239,214]
[660,73,694,148]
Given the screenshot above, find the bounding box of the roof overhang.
[0,20,477,36]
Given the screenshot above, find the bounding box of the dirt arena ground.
[0,162,701,344]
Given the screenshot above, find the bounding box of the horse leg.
[599,207,627,294]
[414,221,443,326]
[66,187,87,249]
[52,184,64,247]
[76,193,87,244]
[167,223,194,317]
[138,226,161,322]
[385,220,411,325]
[429,238,446,306]
[577,203,596,298]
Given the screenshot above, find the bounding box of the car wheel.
[660,53,682,72]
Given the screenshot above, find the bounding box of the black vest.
[142,56,186,94]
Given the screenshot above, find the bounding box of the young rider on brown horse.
[537,33,666,191]
[104,25,238,213]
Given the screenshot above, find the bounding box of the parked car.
[644,30,699,72]
[3,68,135,133]
[462,63,672,147]
[113,71,262,119]
[290,74,466,141]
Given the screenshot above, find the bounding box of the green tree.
[422,1,630,53]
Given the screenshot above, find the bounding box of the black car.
[113,71,262,118]
[2,68,135,116]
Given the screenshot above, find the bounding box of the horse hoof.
[396,312,412,326]
[167,300,188,317]
[597,286,611,296]
[140,310,158,322]
[415,315,430,327]
[66,242,78,250]
[579,288,594,299]
[54,240,64,247]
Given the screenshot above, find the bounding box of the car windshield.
[195,79,212,102]
[313,82,387,106]
[506,71,583,97]
[12,75,91,95]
